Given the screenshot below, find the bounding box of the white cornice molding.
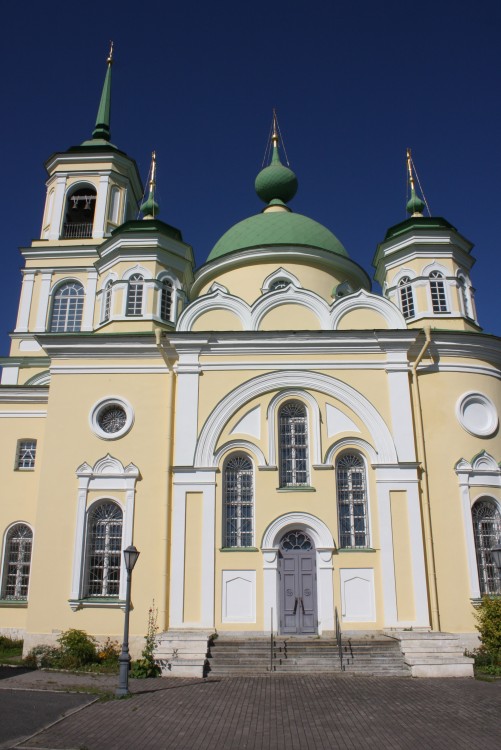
[0,388,49,403]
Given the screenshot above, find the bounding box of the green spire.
[140,151,160,219]
[406,148,426,216]
[255,110,298,205]
[92,42,113,142]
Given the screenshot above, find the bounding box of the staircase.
[206,635,410,677]
[383,630,474,677]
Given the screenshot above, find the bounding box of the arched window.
[160,278,173,322]
[472,499,501,595]
[336,454,369,548]
[2,524,33,601]
[398,276,415,319]
[279,400,309,487]
[270,279,290,291]
[223,454,254,548]
[101,281,112,323]
[85,502,123,598]
[50,282,84,332]
[429,271,448,313]
[126,274,144,317]
[63,186,96,238]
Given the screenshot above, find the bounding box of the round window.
[456,392,498,437]
[90,397,134,440]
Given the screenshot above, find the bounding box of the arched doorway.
[279,529,317,634]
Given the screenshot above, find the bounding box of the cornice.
[0,387,49,403]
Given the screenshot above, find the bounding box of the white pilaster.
[70,477,90,601]
[404,481,430,626]
[82,271,98,331]
[34,272,53,332]
[457,472,481,598]
[48,176,67,240]
[15,271,36,332]
[262,549,279,634]
[375,473,398,626]
[385,354,416,462]
[201,480,216,627]
[173,351,202,466]
[93,175,110,239]
[317,548,334,633]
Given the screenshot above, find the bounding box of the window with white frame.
[16,440,37,470]
[50,282,85,332]
[279,400,309,487]
[1,524,33,601]
[336,453,369,548]
[126,274,144,316]
[398,276,415,319]
[223,454,254,547]
[471,499,501,596]
[102,281,112,323]
[85,502,123,597]
[160,278,173,322]
[429,271,448,313]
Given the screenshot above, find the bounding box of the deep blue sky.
[1,0,500,356]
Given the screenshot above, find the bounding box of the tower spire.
[92,42,113,142]
[255,111,298,207]
[406,148,426,217]
[140,151,160,219]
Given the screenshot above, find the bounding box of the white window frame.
[428,271,449,314]
[0,522,34,602]
[126,273,144,317]
[15,439,37,470]
[278,399,310,488]
[49,280,85,332]
[83,500,124,598]
[223,453,255,548]
[471,497,501,596]
[89,397,134,441]
[398,276,415,319]
[335,451,371,549]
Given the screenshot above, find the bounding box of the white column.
[120,481,137,601]
[82,271,98,331]
[201,478,216,627]
[15,271,36,332]
[317,549,334,634]
[173,351,202,466]
[34,272,53,332]
[70,475,90,603]
[262,550,279,634]
[404,481,430,626]
[169,480,187,628]
[375,472,398,626]
[385,354,416,463]
[48,176,67,240]
[457,472,481,598]
[93,175,110,239]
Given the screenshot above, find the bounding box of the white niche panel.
[222,570,256,623]
[340,568,375,622]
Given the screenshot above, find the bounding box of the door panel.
[279,551,317,634]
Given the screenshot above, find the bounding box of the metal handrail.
[62,222,93,239]
[335,606,344,671]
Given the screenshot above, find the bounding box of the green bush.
[130,602,161,678]
[57,629,97,667]
[475,596,501,656]
[24,629,120,673]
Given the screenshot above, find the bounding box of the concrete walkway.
[0,669,500,750]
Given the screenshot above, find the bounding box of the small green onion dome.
[255,145,298,204]
[140,191,160,218]
[406,188,425,216]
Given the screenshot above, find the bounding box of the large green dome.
[208,210,348,261]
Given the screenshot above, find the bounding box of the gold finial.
[406,147,415,192]
[271,108,279,146]
[107,41,114,65]
[150,151,157,190]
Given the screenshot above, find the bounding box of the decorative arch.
[324,437,378,465]
[213,439,267,468]
[177,288,252,331]
[121,264,153,281]
[331,289,406,330]
[262,511,335,550]
[25,370,51,386]
[194,371,396,467]
[261,268,301,293]
[392,268,417,285]
[252,286,330,330]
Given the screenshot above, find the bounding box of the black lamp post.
[116,545,140,697]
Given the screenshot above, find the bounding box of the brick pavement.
[5,674,500,750]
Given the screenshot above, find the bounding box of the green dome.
[406,188,425,216]
[254,143,298,204]
[208,211,348,261]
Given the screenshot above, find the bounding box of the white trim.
[385,353,416,462]
[456,392,499,437]
[173,349,202,465]
[331,289,407,330]
[15,272,36,333]
[252,286,330,330]
[324,437,377,465]
[222,571,256,623]
[267,389,321,467]
[261,512,335,634]
[93,174,109,239]
[340,568,375,622]
[213,440,267,468]
[1,367,19,386]
[261,268,301,293]
[89,396,134,440]
[34,272,52,332]
[194,371,397,468]
[82,271,98,331]
[0,411,47,418]
[374,475,398,627]
[0,521,34,602]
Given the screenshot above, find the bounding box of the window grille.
[102,282,112,323]
[280,530,313,551]
[223,455,254,547]
[50,282,84,332]
[279,400,309,487]
[472,499,501,595]
[270,279,290,291]
[2,524,32,600]
[86,502,123,597]
[336,453,369,548]
[16,440,37,470]
[126,274,144,316]
[160,278,173,321]
[398,277,415,319]
[429,271,448,313]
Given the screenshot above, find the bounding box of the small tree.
[130,601,161,678]
[475,596,501,662]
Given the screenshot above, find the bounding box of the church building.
[1,52,500,676]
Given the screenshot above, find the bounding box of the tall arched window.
[2,524,33,601]
[279,400,309,487]
[336,454,369,548]
[472,499,501,595]
[223,454,254,548]
[160,278,173,322]
[50,282,85,332]
[63,186,96,238]
[101,281,113,323]
[85,502,123,598]
[398,276,415,319]
[126,274,144,317]
[429,271,448,313]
